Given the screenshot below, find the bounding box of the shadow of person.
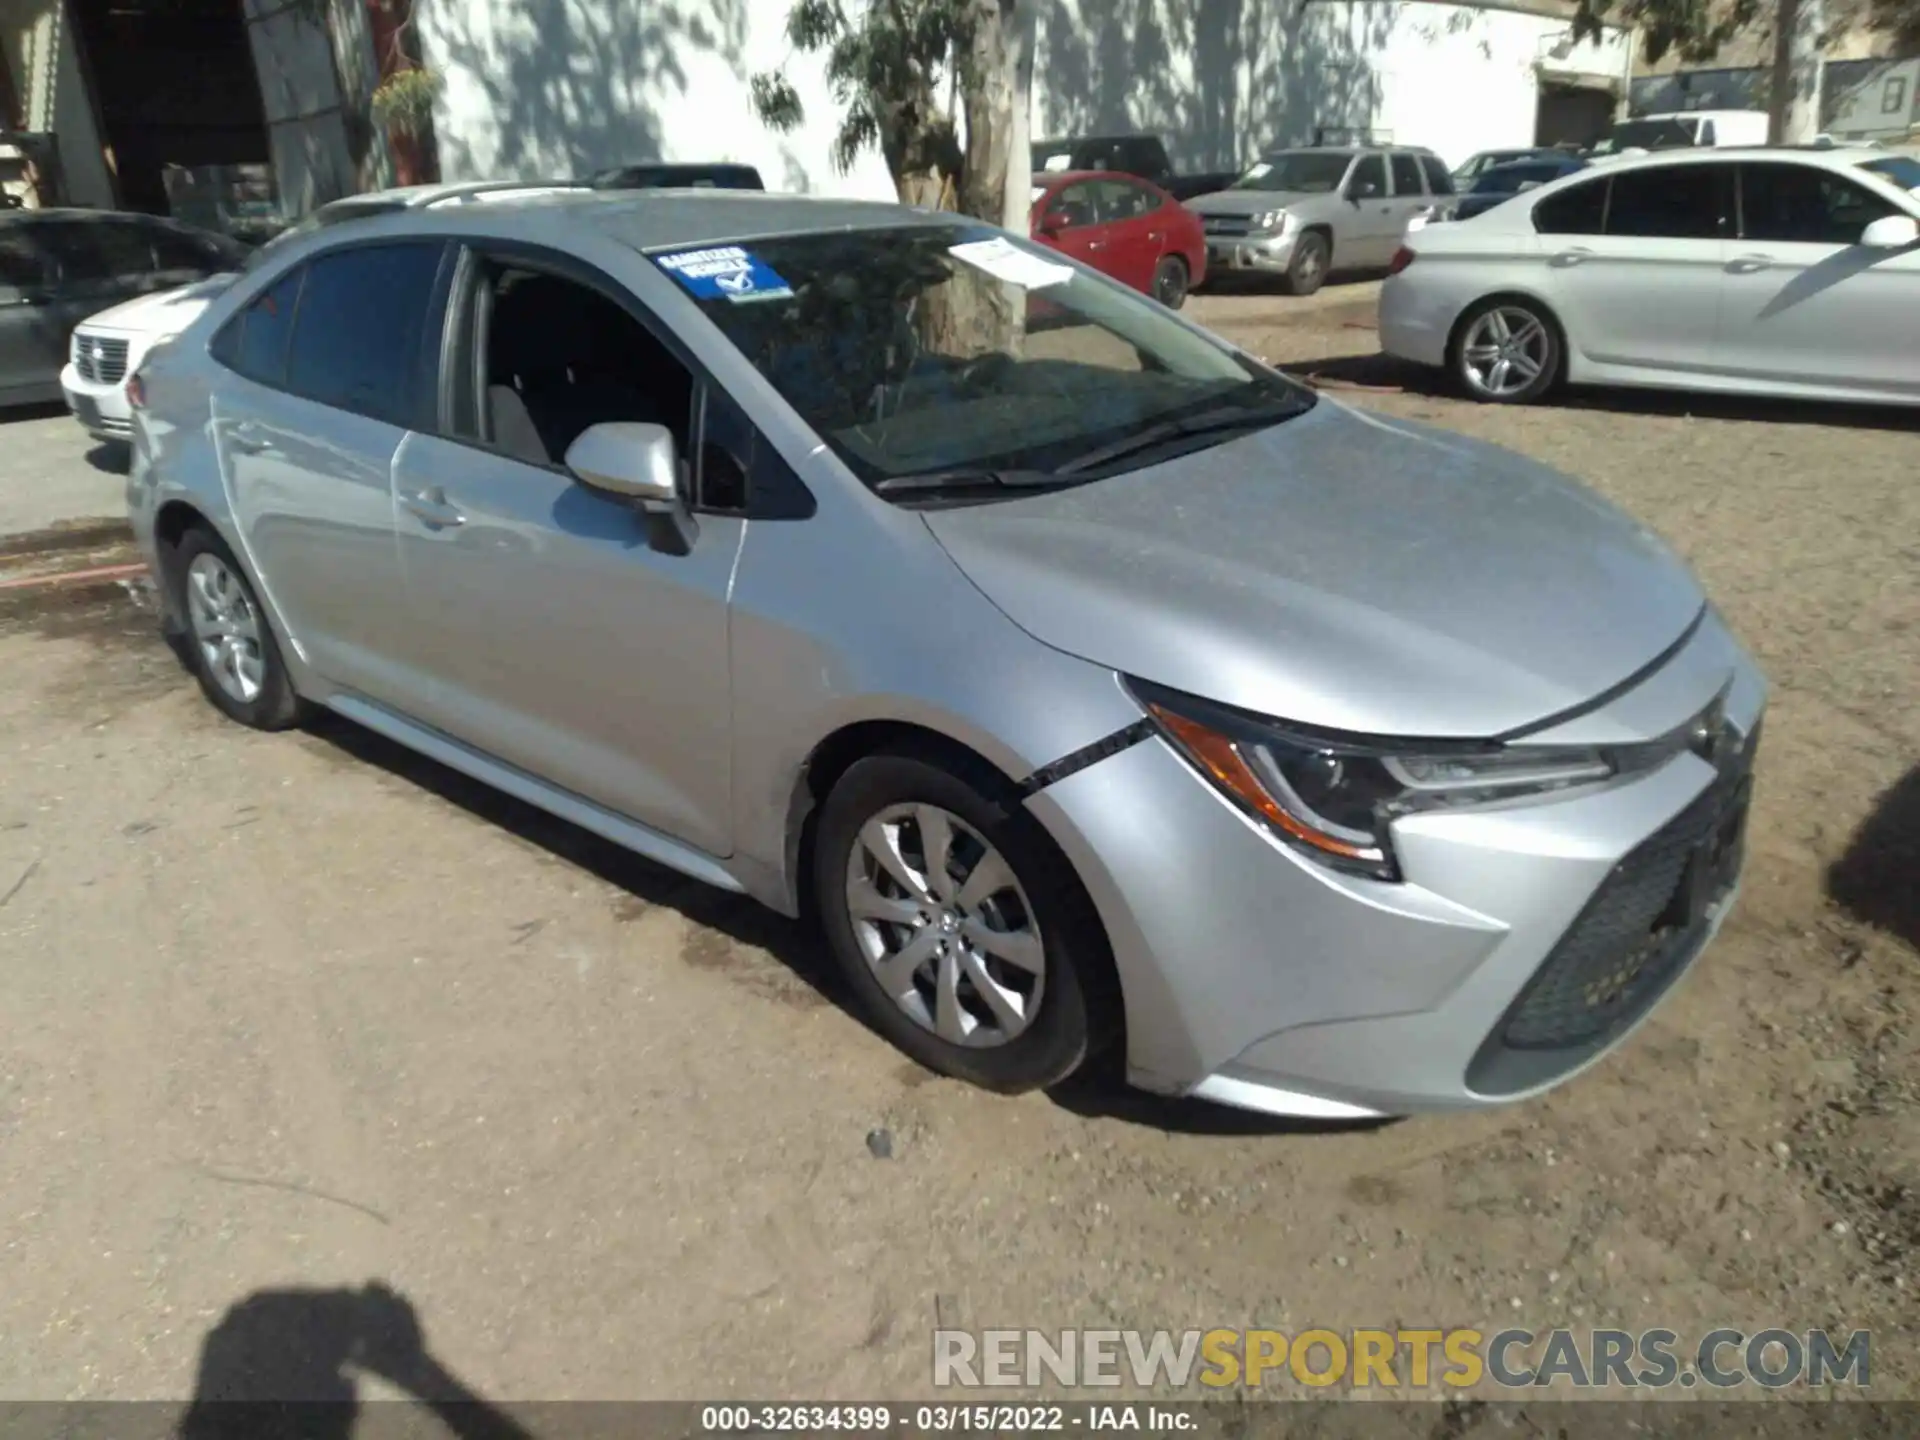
[1827,764,1920,953]
[178,1283,535,1440]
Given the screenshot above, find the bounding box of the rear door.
[1716,160,1920,396]
[209,240,448,703]
[1534,163,1732,377]
[0,220,63,401]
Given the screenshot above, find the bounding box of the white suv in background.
[1379,146,1920,407]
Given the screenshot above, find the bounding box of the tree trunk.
[955,0,1024,352]
[1001,0,1035,234]
[1769,0,1826,145]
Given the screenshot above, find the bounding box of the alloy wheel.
[185,552,266,704]
[1460,306,1551,398]
[844,803,1046,1048]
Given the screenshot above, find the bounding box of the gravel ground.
[0,294,1915,1413]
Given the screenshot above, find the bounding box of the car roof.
[1032,169,1161,186]
[1594,144,1890,173]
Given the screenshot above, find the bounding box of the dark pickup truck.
[1029,134,1240,202]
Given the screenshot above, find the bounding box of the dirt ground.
[1,292,1916,1412]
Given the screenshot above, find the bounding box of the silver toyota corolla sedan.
[124,183,1766,1119]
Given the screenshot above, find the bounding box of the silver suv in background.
[1184,146,1455,294]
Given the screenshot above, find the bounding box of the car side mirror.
[1860,214,1919,248]
[1037,209,1071,235]
[1347,181,1380,201]
[564,421,695,552]
[565,421,679,508]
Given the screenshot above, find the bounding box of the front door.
[1534,164,1732,377]
[0,220,62,401]
[1032,179,1111,272]
[209,241,446,704]
[1339,154,1398,269]
[387,253,740,858]
[1715,160,1920,398]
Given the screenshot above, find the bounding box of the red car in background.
[1029,170,1206,308]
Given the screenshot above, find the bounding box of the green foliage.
[370,67,442,137]
[1568,0,1764,65]
[752,0,975,178]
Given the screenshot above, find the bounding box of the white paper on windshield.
[948,237,1073,290]
[1040,153,1073,172]
[1242,162,1272,180]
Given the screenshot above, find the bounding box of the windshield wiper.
[1053,397,1308,477]
[872,466,1070,497]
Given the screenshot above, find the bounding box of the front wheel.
[1152,255,1190,309]
[1450,298,1561,404]
[1281,231,1329,296]
[813,752,1111,1092]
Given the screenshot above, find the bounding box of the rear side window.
[0,228,49,298]
[1606,165,1729,238]
[44,218,155,283]
[1389,153,1423,196]
[284,241,444,427]
[1418,154,1455,196]
[1533,177,1608,234]
[215,267,305,389]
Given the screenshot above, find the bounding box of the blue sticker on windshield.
[654,245,793,303]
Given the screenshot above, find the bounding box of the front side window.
[0,229,49,299]
[44,218,155,283]
[283,241,444,426]
[652,225,1312,494]
[1389,153,1423,196]
[1043,182,1101,230]
[1605,166,1729,239]
[1346,155,1387,198]
[1741,162,1899,245]
[153,228,240,276]
[1232,152,1353,193]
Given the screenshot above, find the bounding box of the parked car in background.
[1427,154,1590,224]
[1185,145,1454,294]
[1380,147,1920,406]
[126,188,1765,1119]
[1030,134,1239,203]
[1029,170,1205,307]
[588,163,766,191]
[1586,111,1770,163]
[1452,147,1566,187]
[1,207,245,408]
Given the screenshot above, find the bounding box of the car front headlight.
[1131,678,1614,881]
[1252,209,1294,234]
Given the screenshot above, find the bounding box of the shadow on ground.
[1827,765,1920,953]
[178,1283,532,1440]
[1279,351,1920,430]
[87,440,131,475]
[0,399,67,425]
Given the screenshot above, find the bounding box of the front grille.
[72,332,130,386]
[1468,717,1759,1095]
[1203,216,1251,237]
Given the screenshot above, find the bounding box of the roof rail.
[413,180,595,207]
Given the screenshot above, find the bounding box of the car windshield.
[1860,155,1920,193]
[658,224,1313,492]
[1231,153,1352,192]
[1590,119,1696,155]
[1472,161,1566,194]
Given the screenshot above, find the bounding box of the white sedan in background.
[1378,146,1920,407]
[62,275,235,441]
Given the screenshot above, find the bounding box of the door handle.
[1087,240,1108,250]
[1726,254,1772,274]
[1549,246,1595,268]
[401,486,467,529]
[1148,229,1165,241]
[228,422,272,455]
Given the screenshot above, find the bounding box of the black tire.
[813,749,1115,1092]
[1152,254,1190,309]
[1448,296,1561,405]
[165,525,306,730]
[1281,231,1329,296]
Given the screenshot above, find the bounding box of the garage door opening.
[68,0,270,215]
[1536,82,1616,150]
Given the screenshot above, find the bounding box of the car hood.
[922,401,1705,739]
[1183,189,1324,215]
[79,273,237,335]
